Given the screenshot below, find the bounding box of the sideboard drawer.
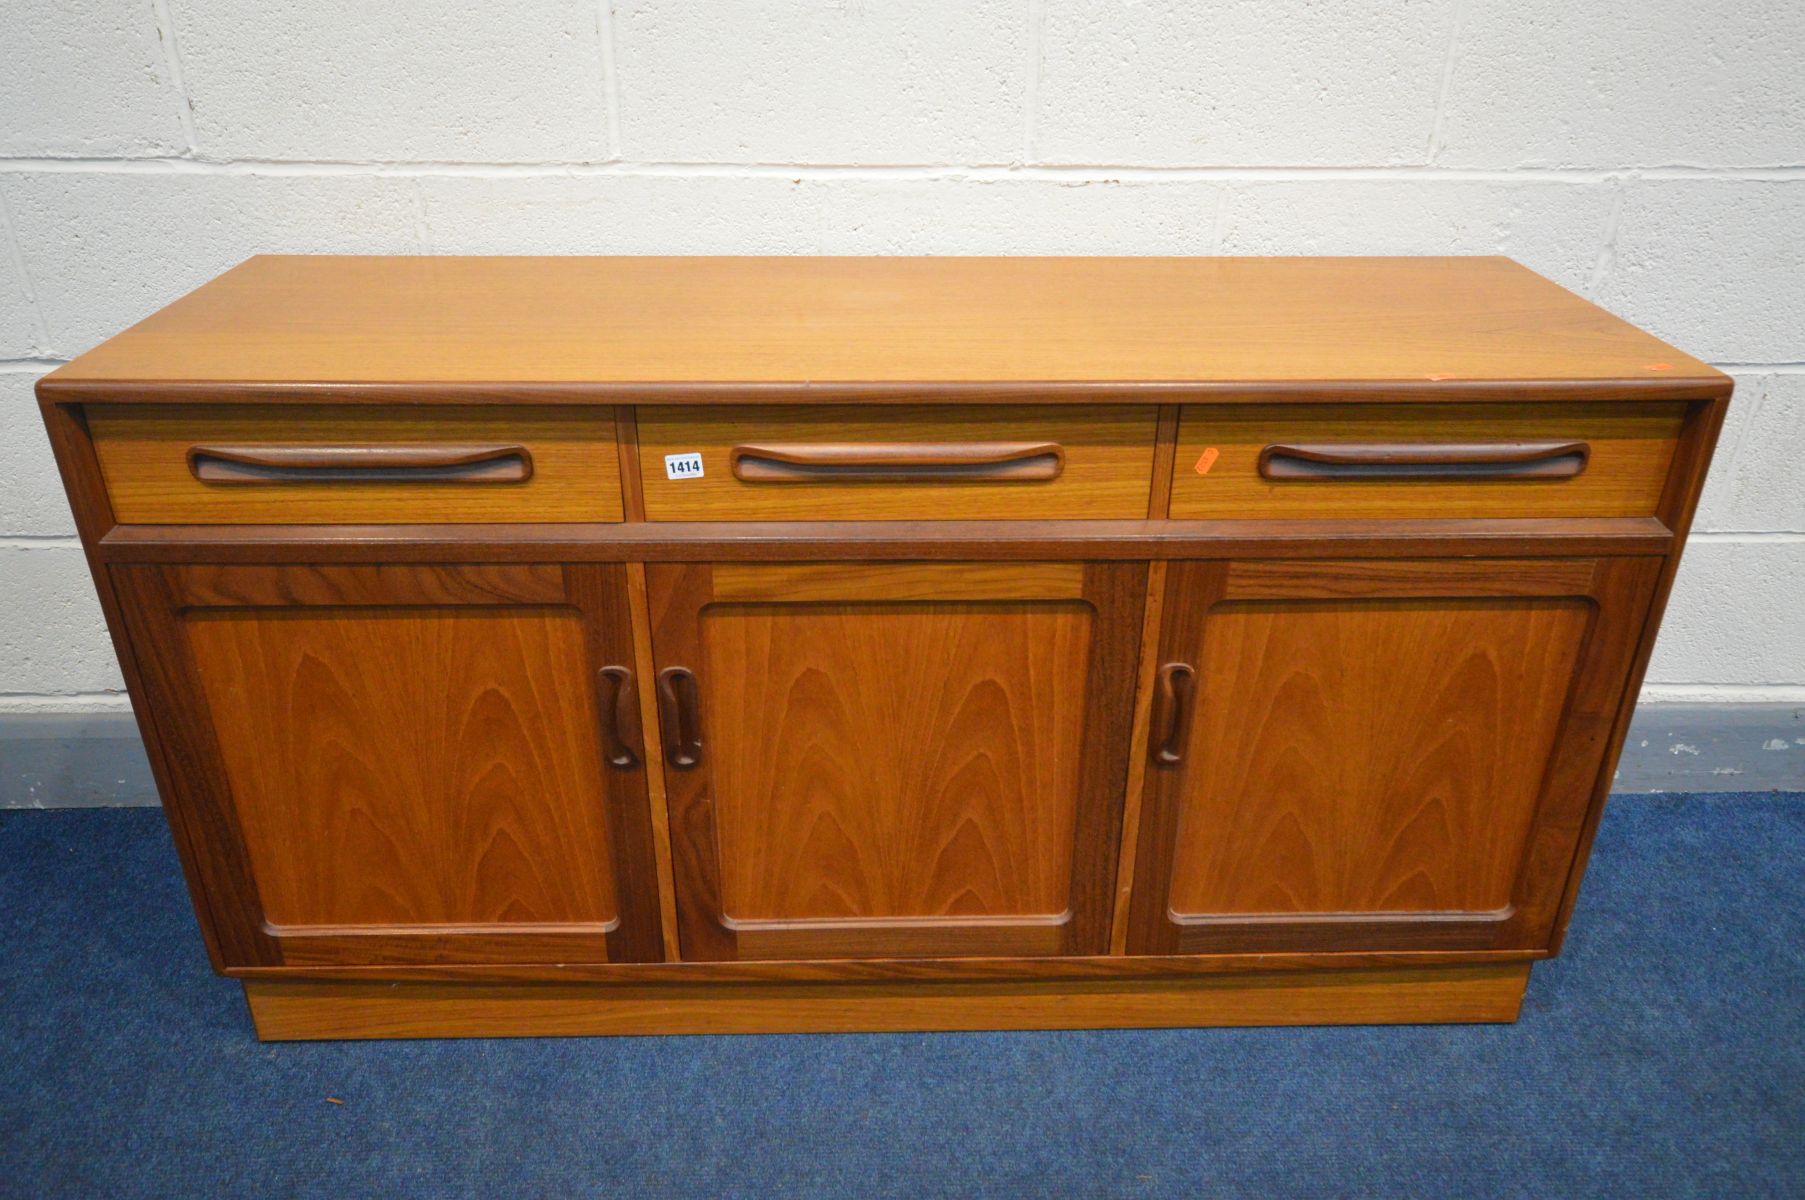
[637,404,1159,521]
[88,405,625,524]
[1170,402,1686,520]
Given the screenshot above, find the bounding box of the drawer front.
[88,405,624,524]
[637,405,1158,521]
[1170,402,1686,520]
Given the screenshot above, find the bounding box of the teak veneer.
[38,256,1728,1040]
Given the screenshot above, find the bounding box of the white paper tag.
[663,452,705,481]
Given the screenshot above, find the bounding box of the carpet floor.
[2,793,1801,1198]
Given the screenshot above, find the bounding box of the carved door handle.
[1151,662,1197,766]
[595,665,640,770]
[656,666,703,769]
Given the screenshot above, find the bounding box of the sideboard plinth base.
[242,964,1531,1041]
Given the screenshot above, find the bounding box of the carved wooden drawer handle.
[187,444,534,484]
[1151,662,1196,766]
[1258,441,1590,482]
[730,441,1065,483]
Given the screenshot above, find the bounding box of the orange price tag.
[1193,447,1220,474]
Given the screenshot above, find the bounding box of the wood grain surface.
[108,562,665,966]
[637,405,1158,520]
[708,561,1087,602]
[707,600,1092,922]
[1166,597,1590,916]
[1171,402,1685,519]
[242,964,1531,1039]
[1111,559,1169,955]
[28,254,1733,1038]
[1546,394,1734,953]
[42,256,1721,388]
[191,606,620,925]
[222,945,1548,985]
[649,561,1144,960]
[89,404,624,523]
[1128,555,1660,955]
[93,517,1679,565]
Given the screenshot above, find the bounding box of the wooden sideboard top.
[43,255,1724,399]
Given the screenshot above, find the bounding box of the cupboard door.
[112,563,663,967]
[647,562,1145,961]
[1127,557,1661,956]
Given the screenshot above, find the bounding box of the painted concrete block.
[0,547,123,696]
[170,0,610,161]
[1440,0,1805,167]
[0,371,74,538]
[420,175,822,253]
[816,178,1219,254]
[0,6,186,156]
[1696,373,1805,534]
[1219,180,1615,295]
[1599,180,1805,365]
[1036,0,1454,165]
[616,0,1024,164]
[0,242,45,359]
[1647,539,1805,686]
[2,172,418,356]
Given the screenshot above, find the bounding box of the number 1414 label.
[664,452,704,480]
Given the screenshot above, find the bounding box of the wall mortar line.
[597,0,624,161]
[0,694,134,713]
[409,177,431,252]
[1,158,1803,181]
[1426,0,1469,164]
[0,190,53,356]
[148,0,199,155]
[1587,175,1629,296]
[1022,0,1046,166]
[0,536,83,549]
[1638,685,1805,703]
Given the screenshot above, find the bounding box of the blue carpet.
[1,795,1801,1198]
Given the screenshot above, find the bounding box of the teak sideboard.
[38,256,1728,1041]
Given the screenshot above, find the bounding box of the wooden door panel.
[1169,597,1589,916]
[650,562,1145,961]
[708,601,1091,922]
[110,563,663,967]
[188,607,620,930]
[1128,556,1661,956]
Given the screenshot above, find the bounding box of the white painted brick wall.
[419,176,822,254]
[1035,0,1457,165]
[0,545,124,700]
[1598,180,1805,365]
[0,372,73,538]
[169,0,613,162]
[1438,1,1805,168]
[616,0,1026,164]
[0,0,1801,715]
[2,173,421,356]
[815,179,1220,254]
[0,229,46,358]
[0,6,186,157]
[1647,540,1805,692]
[1694,374,1805,534]
[1217,181,1616,293]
